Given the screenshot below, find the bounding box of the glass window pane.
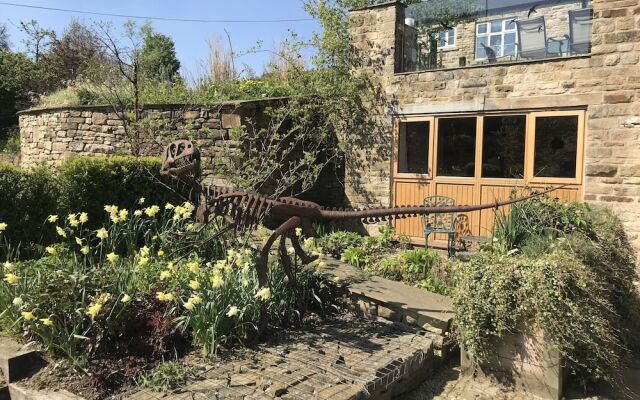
[398,121,430,174]
[490,35,501,46]
[534,116,579,178]
[477,23,487,34]
[491,20,503,33]
[504,44,516,56]
[505,18,516,30]
[504,32,516,45]
[476,36,487,58]
[482,115,526,178]
[448,29,455,45]
[437,117,477,177]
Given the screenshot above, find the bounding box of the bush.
[0,156,182,257]
[0,163,59,257]
[456,197,640,385]
[57,156,180,227]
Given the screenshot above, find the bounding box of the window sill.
[396,54,591,76]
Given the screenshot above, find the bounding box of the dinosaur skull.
[160,140,201,178]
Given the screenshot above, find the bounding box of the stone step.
[315,256,454,335]
[8,384,83,400]
[0,338,44,384]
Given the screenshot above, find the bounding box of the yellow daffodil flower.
[47,215,59,223]
[79,212,89,223]
[96,228,109,240]
[157,249,165,257]
[45,246,57,255]
[144,205,160,217]
[226,306,240,317]
[121,294,131,303]
[21,311,36,321]
[187,261,200,274]
[255,287,271,301]
[40,318,54,327]
[134,210,143,217]
[86,302,102,319]
[3,273,20,285]
[118,209,129,221]
[0,222,7,231]
[190,295,202,305]
[210,273,224,288]
[188,280,201,290]
[56,226,67,238]
[106,252,119,263]
[75,237,83,246]
[295,227,302,237]
[183,300,194,310]
[3,261,14,271]
[138,197,145,205]
[80,246,90,255]
[165,203,174,210]
[159,270,171,280]
[12,297,23,306]
[138,257,149,267]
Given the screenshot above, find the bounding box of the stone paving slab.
[124,314,435,400]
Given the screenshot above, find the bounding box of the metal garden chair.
[422,195,456,257]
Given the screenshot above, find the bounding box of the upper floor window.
[475,18,517,60]
[438,28,456,49]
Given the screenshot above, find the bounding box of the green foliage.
[0,163,59,255]
[57,156,180,226]
[0,157,181,258]
[141,362,197,392]
[455,198,640,385]
[0,201,336,369]
[139,27,181,82]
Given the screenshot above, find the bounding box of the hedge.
[0,156,181,257]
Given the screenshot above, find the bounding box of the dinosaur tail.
[318,185,566,223]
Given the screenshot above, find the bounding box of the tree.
[47,21,105,85]
[19,20,56,62]
[139,26,181,82]
[0,23,9,51]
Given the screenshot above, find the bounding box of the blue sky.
[0,0,321,79]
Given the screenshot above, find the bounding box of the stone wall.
[348,0,640,255]
[18,99,283,185]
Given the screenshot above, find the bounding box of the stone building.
[346,0,640,256]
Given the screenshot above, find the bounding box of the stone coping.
[395,54,591,77]
[349,0,406,12]
[16,96,289,116]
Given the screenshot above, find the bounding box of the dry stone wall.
[18,99,281,185]
[348,0,640,255]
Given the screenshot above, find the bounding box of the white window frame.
[475,18,517,60]
[437,27,457,50]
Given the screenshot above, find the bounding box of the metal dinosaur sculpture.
[160,139,564,288]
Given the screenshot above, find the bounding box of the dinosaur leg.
[256,217,301,287]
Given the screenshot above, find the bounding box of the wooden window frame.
[526,110,585,185]
[393,116,435,180]
[392,109,585,185]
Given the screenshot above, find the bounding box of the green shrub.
[57,156,180,226]
[141,362,198,392]
[0,163,59,257]
[456,198,640,385]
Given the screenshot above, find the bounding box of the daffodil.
[110,214,120,224]
[118,209,129,221]
[75,237,83,246]
[188,280,201,290]
[86,302,102,319]
[144,205,160,217]
[183,300,195,311]
[21,311,36,321]
[167,261,176,271]
[79,212,89,224]
[45,246,57,255]
[187,261,200,274]
[138,197,145,205]
[106,252,119,263]
[241,278,250,287]
[152,235,158,241]
[139,246,150,257]
[121,294,131,303]
[96,227,109,240]
[40,318,54,327]
[226,306,240,317]
[12,297,23,307]
[156,291,175,302]
[255,287,271,301]
[56,226,67,238]
[295,227,302,237]
[0,222,6,231]
[68,214,79,227]
[165,203,174,210]
[138,257,149,267]
[3,273,20,284]
[104,205,118,215]
[47,215,59,223]
[3,261,14,271]
[80,246,90,255]
[157,249,165,257]
[134,210,143,217]
[210,273,224,288]
[190,295,202,305]
[160,270,171,280]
